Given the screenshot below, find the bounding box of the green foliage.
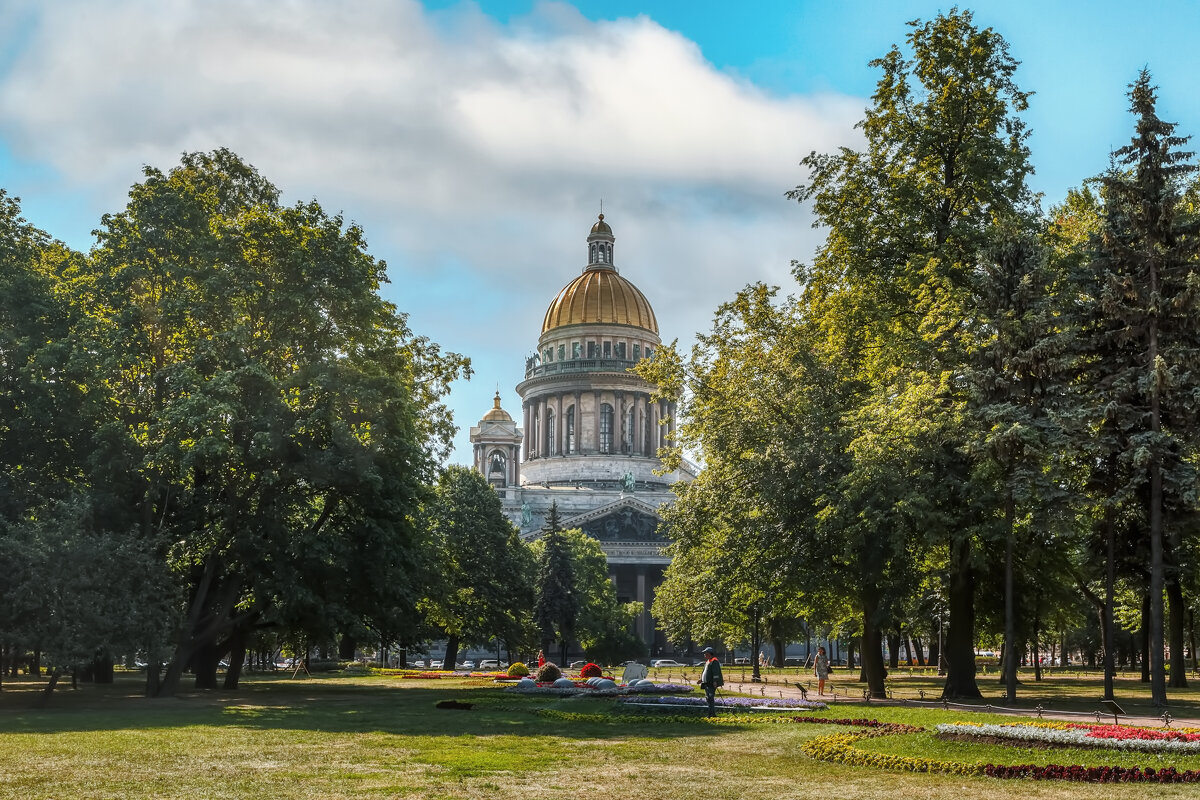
[529,519,644,665]
[532,504,577,655]
[420,465,533,652]
[0,150,467,693]
[535,661,561,682]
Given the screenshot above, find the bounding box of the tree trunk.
[845,637,855,672]
[1139,591,1151,682]
[90,653,114,684]
[886,628,900,670]
[192,641,222,689]
[1033,632,1043,682]
[1103,505,1116,699]
[33,667,62,709]
[1148,256,1167,706]
[338,634,356,661]
[31,647,41,677]
[397,647,408,669]
[942,535,981,698]
[861,591,886,699]
[1189,610,1198,675]
[912,636,925,667]
[1003,488,1017,702]
[443,634,460,672]
[144,647,161,697]
[224,628,248,690]
[1167,576,1188,688]
[750,609,761,681]
[928,622,940,673]
[772,637,786,669]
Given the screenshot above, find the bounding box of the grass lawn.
[1,668,1200,799]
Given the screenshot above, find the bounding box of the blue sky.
[1,1,1197,464]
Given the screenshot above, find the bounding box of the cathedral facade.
[470,214,694,653]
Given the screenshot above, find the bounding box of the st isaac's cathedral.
[469,214,696,653]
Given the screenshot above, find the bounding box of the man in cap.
[698,646,723,716]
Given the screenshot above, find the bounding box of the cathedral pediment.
[562,497,669,543]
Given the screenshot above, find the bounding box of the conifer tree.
[533,503,577,664]
[1085,71,1200,704]
[966,232,1072,702]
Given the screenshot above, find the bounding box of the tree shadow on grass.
[0,676,736,741]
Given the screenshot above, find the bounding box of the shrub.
[536,662,562,682]
[507,662,530,677]
[580,662,603,678]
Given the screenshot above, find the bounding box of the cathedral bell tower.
[469,392,522,491]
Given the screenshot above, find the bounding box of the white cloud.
[0,0,863,461]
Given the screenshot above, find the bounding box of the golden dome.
[542,266,659,335]
[482,391,513,422]
[590,213,613,236]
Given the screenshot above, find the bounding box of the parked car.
[459,660,476,670]
[651,659,686,668]
[430,660,444,669]
[478,659,505,670]
[569,660,587,669]
[411,660,426,668]
[733,657,750,665]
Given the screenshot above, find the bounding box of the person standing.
[537,650,546,668]
[699,646,724,716]
[814,646,829,695]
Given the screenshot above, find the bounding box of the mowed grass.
[1,670,1200,799]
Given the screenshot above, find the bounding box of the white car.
[478,659,505,670]
[459,660,476,670]
[430,660,444,669]
[651,659,687,668]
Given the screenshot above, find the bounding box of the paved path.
[682,673,1200,729]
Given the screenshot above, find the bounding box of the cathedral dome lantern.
[587,213,615,267]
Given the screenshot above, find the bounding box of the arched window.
[545,410,556,456]
[590,243,597,262]
[488,450,506,482]
[566,405,576,454]
[600,403,614,454]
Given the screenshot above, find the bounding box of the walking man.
[699,646,724,716]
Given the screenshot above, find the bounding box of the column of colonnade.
[519,388,675,464]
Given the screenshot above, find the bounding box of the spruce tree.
[1087,71,1200,704]
[532,503,577,664]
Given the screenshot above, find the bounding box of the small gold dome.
[542,267,658,335]
[590,213,613,236]
[482,391,513,422]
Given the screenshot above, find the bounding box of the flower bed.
[617,694,826,711]
[536,710,885,727]
[504,681,694,697]
[935,722,1200,754]
[802,721,1200,783]
[506,686,620,697]
[620,682,693,694]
